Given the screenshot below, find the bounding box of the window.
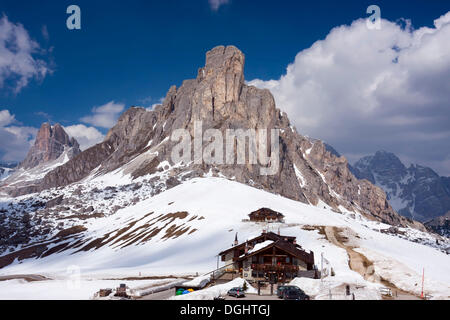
[286,257,290,264]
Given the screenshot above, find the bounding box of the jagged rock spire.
[19,123,81,169]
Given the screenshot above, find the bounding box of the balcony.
[251,264,300,273]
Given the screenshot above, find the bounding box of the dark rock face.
[425,211,450,238]
[24,46,413,227]
[442,177,450,194]
[19,123,81,169]
[45,195,64,209]
[353,151,450,222]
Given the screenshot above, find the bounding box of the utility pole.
[421,268,425,299]
[321,253,324,283]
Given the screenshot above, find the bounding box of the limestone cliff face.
[19,123,80,169]
[35,46,414,227]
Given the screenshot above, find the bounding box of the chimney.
[234,233,238,246]
[245,241,249,254]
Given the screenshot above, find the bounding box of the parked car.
[283,288,310,301]
[227,287,246,298]
[277,285,301,298]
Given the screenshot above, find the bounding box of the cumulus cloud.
[64,124,105,151]
[209,0,229,11]
[0,15,50,93]
[0,109,15,127]
[81,101,125,129]
[0,110,37,162]
[249,12,450,175]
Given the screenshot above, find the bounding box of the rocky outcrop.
[0,124,81,196]
[425,211,450,238]
[25,46,414,228]
[19,123,80,169]
[352,151,450,222]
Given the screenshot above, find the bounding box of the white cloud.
[0,109,37,162]
[0,15,50,93]
[81,101,125,129]
[64,124,104,151]
[209,0,229,11]
[0,110,15,127]
[249,12,450,175]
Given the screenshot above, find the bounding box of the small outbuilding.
[248,208,285,223]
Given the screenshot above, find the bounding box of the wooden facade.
[219,232,315,283]
[248,208,285,223]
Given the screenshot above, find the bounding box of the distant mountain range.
[348,151,450,223]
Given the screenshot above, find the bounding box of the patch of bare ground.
[57,213,105,220]
[0,274,50,282]
[0,244,48,268]
[54,226,87,238]
[157,211,189,222]
[162,224,191,240]
[302,225,326,237]
[0,211,199,268]
[75,212,156,252]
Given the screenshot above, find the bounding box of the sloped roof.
[249,208,285,218]
[237,240,314,265]
[219,232,296,256]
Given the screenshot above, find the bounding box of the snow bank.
[0,278,172,300]
[182,274,211,288]
[171,278,257,300]
[289,277,381,300]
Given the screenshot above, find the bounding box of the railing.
[251,264,299,273]
[202,262,237,281]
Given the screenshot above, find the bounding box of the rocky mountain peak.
[197,46,245,112]
[16,46,418,229]
[200,45,245,83]
[19,123,81,169]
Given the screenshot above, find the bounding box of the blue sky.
[0,0,449,174]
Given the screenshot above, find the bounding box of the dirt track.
[324,227,376,281]
[324,226,420,300]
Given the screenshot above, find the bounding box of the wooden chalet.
[219,231,315,283]
[248,208,285,223]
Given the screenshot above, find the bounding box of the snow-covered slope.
[2,147,74,188]
[1,177,448,299]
